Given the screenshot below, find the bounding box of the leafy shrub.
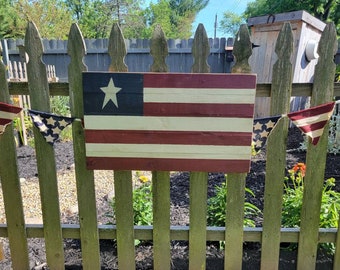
[131,183,153,226]
[282,163,340,254]
[207,179,260,228]
[50,96,73,141]
[111,177,153,227]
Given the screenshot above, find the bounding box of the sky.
[144,0,254,38]
[192,0,253,38]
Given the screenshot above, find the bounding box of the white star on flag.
[100,78,122,109]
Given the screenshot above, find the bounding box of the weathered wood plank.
[114,170,135,269]
[150,25,169,73]
[224,24,252,270]
[297,22,338,270]
[260,22,293,270]
[8,81,340,98]
[8,82,69,96]
[334,215,340,269]
[67,23,101,269]
[188,23,209,270]
[108,23,135,270]
[189,172,208,270]
[0,224,337,243]
[24,21,64,269]
[191,24,210,73]
[224,173,246,269]
[0,39,30,270]
[108,23,128,72]
[152,171,171,269]
[149,25,171,270]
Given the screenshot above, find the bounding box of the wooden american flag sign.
[83,72,256,173]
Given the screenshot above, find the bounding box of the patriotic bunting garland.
[0,99,337,149]
[287,101,335,145]
[0,102,22,135]
[28,109,75,145]
[252,115,281,151]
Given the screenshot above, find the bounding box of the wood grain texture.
[108,23,128,72]
[188,23,209,270]
[224,23,251,270]
[150,25,171,270]
[67,23,101,270]
[260,22,293,270]
[150,25,169,72]
[232,24,252,74]
[8,81,340,97]
[297,22,338,270]
[0,38,30,270]
[191,23,210,73]
[25,21,64,269]
[108,23,135,270]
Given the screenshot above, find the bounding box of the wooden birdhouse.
[248,10,326,117]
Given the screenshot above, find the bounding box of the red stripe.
[296,120,328,133]
[85,130,252,145]
[311,137,320,145]
[0,119,12,125]
[86,157,250,173]
[288,102,334,120]
[0,102,22,114]
[144,103,254,118]
[143,73,256,89]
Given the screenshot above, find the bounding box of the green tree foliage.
[0,0,210,39]
[244,0,340,36]
[0,0,26,38]
[64,0,145,38]
[15,0,74,39]
[219,11,245,37]
[143,0,209,39]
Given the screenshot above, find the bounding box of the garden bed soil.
[0,127,339,269]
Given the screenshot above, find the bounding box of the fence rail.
[0,20,339,270]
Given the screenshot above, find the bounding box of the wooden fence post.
[68,23,101,269]
[297,22,338,269]
[260,22,293,270]
[224,24,252,270]
[150,24,171,270]
[335,214,340,268]
[0,35,30,270]
[189,23,209,270]
[24,21,64,269]
[108,23,135,270]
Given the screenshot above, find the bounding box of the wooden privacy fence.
[0,20,339,270]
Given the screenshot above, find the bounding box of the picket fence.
[0,20,340,270]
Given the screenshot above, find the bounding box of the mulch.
[0,127,338,269]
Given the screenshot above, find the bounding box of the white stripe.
[292,111,332,127]
[305,128,324,138]
[144,88,256,104]
[84,115,253,133]
[0,111,19,120]
[86,143,251,160]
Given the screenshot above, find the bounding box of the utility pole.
[214,14,217,38]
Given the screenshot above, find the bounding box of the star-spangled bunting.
[0,101,22,135]
[252,115,281,151]
[28,109,75,145]
[287,101,335,145]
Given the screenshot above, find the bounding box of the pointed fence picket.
[261,22,293,268]
[68,23,101,269]
[25,21,65,269]
[149,25,171,270]
[0,19,339,270]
